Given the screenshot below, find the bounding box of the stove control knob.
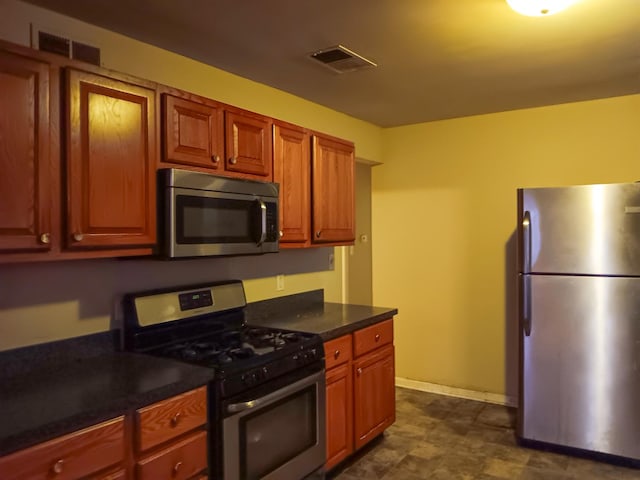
[241,374,248,385]
[251,372,259,383]
[262,367,269,378]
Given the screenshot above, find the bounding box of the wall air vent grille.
[309,45,377,74]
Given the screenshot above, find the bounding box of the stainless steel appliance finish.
[223,370,326,480]
[122,280,326,480]
[518,182,640,461]
[160,168,279,258]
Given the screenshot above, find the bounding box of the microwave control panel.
[266,202,278,242]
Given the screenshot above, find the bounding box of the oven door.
[166,187,278,257]
[223,369,326,480]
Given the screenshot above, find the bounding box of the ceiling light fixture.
[506,0,578,16]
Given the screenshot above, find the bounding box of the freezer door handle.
[523,275,532,336]
[522,210,532,274]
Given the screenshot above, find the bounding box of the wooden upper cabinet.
[312,134,355,244]
[66,68,156,249]
[163,94,224,170]
[273,122,310,245]
[225,109,272,179]
[0,51,52,253]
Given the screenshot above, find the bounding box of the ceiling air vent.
[309,45,377,74]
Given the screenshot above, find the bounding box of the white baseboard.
[395,377,517,407]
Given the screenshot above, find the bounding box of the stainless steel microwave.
[159,168,279,258]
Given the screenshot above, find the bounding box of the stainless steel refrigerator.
[517,182,640,461]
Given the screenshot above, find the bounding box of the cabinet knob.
[52,459,64,474]
[170,412,181,427]
[279,230,284,238]
[375,334,381,342]
[229,157,238,165]
[212,154,220,164]
[72,233,84,242]
[173,461,183,476]
[39,233,51,244]
[316,231,321,238]
[356,368,362,376]
[334,350,340,360]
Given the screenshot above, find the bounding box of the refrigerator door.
[520,274,640,459]
[519,183,640,275]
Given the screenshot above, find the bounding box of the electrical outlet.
[276,274,285,291]
[328,252,335,270]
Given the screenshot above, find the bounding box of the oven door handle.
[255,199,267,246]
[227,369,324,414]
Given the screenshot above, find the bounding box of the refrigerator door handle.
[522,210,532,273]
[523,275,532,336]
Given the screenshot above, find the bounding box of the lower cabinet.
[324,335,353,470]
[0,386,208,480]
[324,318,396,471]
[0,416,125,480]
[135,386,208,480]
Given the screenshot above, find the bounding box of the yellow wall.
[0,0,380,351]
[373,94,640,398]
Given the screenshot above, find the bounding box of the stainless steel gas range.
[122,280,326,480]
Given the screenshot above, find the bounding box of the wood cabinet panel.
[163,94,224,169]
[0,50,51,252]
[273,122,310,245]
[136,430,207,480]
[353,344,395,450]
[353,318,393,358]
[225,110,272,178]
[311,134,355,244]
[66,68,156,249]
[0,416,124,480]
[325,362,353,470]
[136,386,207,453]
[323,334,352,370]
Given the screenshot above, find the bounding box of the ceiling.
[23,0,640,127]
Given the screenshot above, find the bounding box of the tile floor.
[328,387,640,480]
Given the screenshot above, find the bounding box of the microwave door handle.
[256,199,267,246]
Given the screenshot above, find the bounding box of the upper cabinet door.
[225,110,272,179]
[312,134,355,244]
[66,69,156,249]
[163,94,224,170]
[273,123,310,245]
[0,51,51,252]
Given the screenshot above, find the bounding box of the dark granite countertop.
[246,290,398,341]
[0,290,396,457]
[0,332,213,457]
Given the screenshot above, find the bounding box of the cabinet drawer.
[353,319,393,358]
[136,430,208,480]
[136,386,207,452]
[324,334,352,370]
[0,416,124,480]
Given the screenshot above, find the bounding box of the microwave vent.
[309,45,377,74]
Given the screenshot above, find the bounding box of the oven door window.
[176,194,260,244]
[240,386,316,479]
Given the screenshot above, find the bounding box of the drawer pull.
[39,233,51,244]
[375,334,381,342]
[173,461,183,476]
[212,154,220,163]
[334,350,340,360]
[170,412,181,427]
[356,368,362,376]
[229,157,238,165]
[72,232,84,242]
[52,459,64,474]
